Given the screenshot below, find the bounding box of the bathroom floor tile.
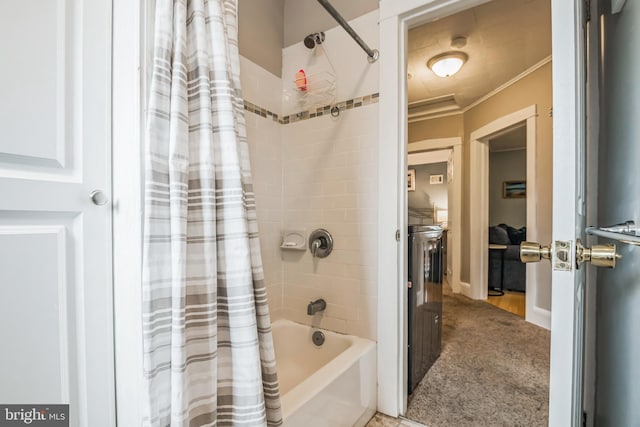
[366,412,428,427]
[365,412,401,427]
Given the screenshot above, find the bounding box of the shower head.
[304,35,316,49]
[304,32,325,49]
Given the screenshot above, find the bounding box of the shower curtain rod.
[316,0,379,63]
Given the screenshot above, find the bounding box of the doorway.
[408,139,463,293]
[405,113,550,427]
[378,0,597,424]
[396,0,553,424]
[486,124,528,317]
[405,0,553,328]
[469,107,547,327]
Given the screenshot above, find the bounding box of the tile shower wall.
[279,10,380,340]
[281,107,379,340]
[281,11,380,116]
[240,9,380,337]
[240,56,283,319]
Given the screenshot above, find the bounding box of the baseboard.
[399,416,427,426]
[447,276,461,294]
[459,281,472,298]
[527,306,551,330]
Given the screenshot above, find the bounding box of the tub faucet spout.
[307,298,326,315]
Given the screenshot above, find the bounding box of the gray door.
[594,2,640,425]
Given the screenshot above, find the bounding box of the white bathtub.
[272,319,377,427]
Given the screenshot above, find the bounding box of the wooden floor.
[486,291,526,318]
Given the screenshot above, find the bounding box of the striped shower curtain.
[142,0,282,425]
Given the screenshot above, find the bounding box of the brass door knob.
[520,240,621,268]
[576,239,621,268]
[520,241,552,263]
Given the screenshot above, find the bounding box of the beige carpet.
[406,286,550,427]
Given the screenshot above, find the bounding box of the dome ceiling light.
[427,51,468,78]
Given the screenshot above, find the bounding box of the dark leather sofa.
[488,224,526,292]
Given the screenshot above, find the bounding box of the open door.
[523,1,638,425]
[548,1,591,424]
[588,1,640,425]
[521,1,591,425]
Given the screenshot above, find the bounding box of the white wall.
[282,11,380,115]
[240,56,284,319]
[240,8,381,338]
[279,10,380,340]
[489,149,526,227]
[280,106,379,340]
[241,56,283,116]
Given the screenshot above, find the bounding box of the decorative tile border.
[243,100,280,122]
[243,92,379,125]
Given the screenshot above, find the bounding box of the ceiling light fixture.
[427,51,468,78]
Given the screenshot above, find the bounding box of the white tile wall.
[240,55,282,115]
[281,106,379,340]
[281,10,380,115]
[240,6,380,339]
[241,56,284,320]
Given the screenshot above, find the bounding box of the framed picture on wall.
[408,169,416,192]
[503,180,526,198]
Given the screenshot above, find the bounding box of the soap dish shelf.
[280,229,307,251]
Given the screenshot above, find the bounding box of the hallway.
[405,286,550,426]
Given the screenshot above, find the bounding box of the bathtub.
[272,319,377,427]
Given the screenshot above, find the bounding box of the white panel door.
[549,0,587,425]
[0,1,115,426]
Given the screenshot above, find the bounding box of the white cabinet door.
[0,1,115,426]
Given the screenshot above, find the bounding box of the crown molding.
[462,56,551,112]
[408,110,463,123]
